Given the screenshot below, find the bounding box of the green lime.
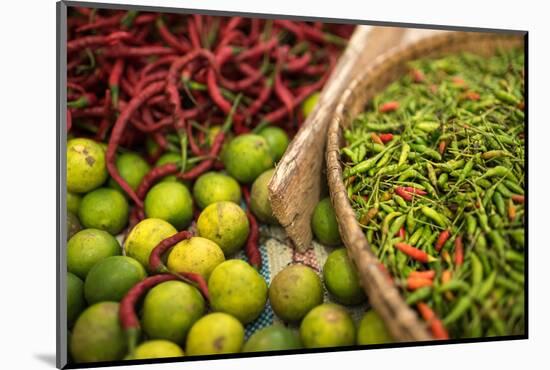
[78,187,129,235]
[311,197,342,246]
[223,134,273,183]
[144,182,193,230]
[323,248,366,305]
[197,201,249,256]
[258,126,290,163]
[108,152,151,193]
[302,92,320,118]
[124,218,177,270]
[185,312,244,355]
[67,191,82,214]
[67,138,108,193]
[67,211,82,240]
[67,229,121,279]
[167,237,225,280]
[67,272,85,329]
[129,340,184,359]
[250,169,277,224]
[193,172,241,209]
[70,302,127,363]
[243,324,302,352]
[208,260,268,324]
[142,280,205,344]
[268,264,323,322]
[357,310,393,345]
[84,256,147,304]
[300,303,355,348]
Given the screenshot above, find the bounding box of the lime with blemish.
[302,92,320,118]
[243,324,302,352]
[299,303,355,348]
[223,134,273,183]
[323,248,366,305]
[357,310,393,345]
[197,201,249,256]
[167,237,225,280]
[185,312,244,355]
[250,169,278,224]
[84,256,147,304]
[67,228,121,279]
[67,138,108,193]
[268,264,323,322]
[142,280,205,344]
[193,172,241,210]
[78,187,129,235]
[144,182,194,230]
[67,272,85,329]
[128,340,184,359]
[124,218,177,270]
[70,302,127,362]
[258,126,290,163]
[311,197,341,246]
[208,259,268,324]
[67,191,82,214]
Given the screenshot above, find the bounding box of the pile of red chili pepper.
[67,6,353,217]
[343,49,525,339]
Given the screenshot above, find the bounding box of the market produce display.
[65,6,364,364]
[342,49,525,339]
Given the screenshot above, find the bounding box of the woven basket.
[326,31,524,341]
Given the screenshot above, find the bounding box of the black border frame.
[57,1,528,369]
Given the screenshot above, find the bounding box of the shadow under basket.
[326,31,524,342]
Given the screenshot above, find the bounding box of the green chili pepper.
[476,271,496,300]
[408,227,424,245]
[443,296,473,325]
[421,206,448,228]
[398,142,410,166]
[406,287,433,305]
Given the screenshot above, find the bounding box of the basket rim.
[326,30,524,341]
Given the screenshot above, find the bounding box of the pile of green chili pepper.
[342,48,525,339]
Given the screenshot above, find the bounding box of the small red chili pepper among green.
[379,101,399,113]
[395,242,437,263]
[511,194,525,204]
[454,235,464,266]
[379,133,394,143]
[407,277,433,290]
[435,230,451,252]
[416,302,450,340]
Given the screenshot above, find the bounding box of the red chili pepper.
[242,186,262,269]
[397,227,406,240]
[465,91,480,101]
[435,230,451,252]
[454,235,464,266]
[378,133,394,143]
[409,270,436,280]
[511,194,525,204]
[416,302,450,340]
[156,17,189,53]
[102,45,175,58]
[438,140,447,155]
[407,277,433,290]
[108,58,124,108]
[379,101,399,113]
[370,132,384,145]
[395,242,437,263]
[410,69,425,83]
[107,81,166,208]
[274,67,295,121]
[402,187,427,196]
